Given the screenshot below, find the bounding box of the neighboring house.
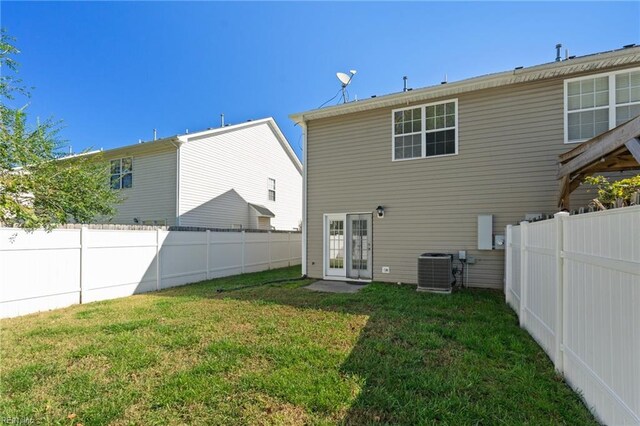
[290,45,640,288]
[90,118,302,230]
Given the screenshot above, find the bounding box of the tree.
[1,30,121,229]
[584,174,640,210]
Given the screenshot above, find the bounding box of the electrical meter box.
[477,214,493,250]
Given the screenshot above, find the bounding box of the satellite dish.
[336,72,351,86]
[333,69,358,104]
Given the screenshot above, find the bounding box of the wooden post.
[559,175,571,210]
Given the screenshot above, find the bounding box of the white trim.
[391,99,459,161]
[264,119,304,175]
[175,144,181,226]
[322,212,375,281]
[321,276,372,283]
[563,66,640,144]
[300,121,307,276]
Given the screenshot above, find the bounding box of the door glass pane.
[351,219,368,270]
[329,220,344,269]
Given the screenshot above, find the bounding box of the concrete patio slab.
[304,280,369,294]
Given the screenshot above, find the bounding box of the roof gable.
[75,118,302,174]
[180,118,302,175]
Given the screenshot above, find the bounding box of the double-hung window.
[392,99,458,160]
[110,157,133,189]
[565,67,640,143]
[268,178,276,201]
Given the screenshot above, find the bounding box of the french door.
[324,213,372,280]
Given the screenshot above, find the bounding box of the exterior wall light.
[376,206,385,218]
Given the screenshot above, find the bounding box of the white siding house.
[95,118,302,230]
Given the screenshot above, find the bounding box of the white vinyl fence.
[0,227,302,319]
[505,206,640,425]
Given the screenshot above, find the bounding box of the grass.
[0,266,596,425]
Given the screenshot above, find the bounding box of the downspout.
[300,119,308,276]
[169,138,184,226]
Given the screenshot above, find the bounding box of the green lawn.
[0,266,596,425]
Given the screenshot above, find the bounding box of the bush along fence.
[505,205,640,425]
[0,227,302,319]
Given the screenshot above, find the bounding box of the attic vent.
[417,253,455,293]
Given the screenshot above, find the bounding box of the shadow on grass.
[1,266,597,425]
[151,267,597,425]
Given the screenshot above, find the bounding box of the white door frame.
[323,212,373,282]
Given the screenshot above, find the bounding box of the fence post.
[79,226,88,304]
[288,232,292,267]
[156,229,161,291]
[519,221,528,327]
[206,230,210,280]
[554,211,569,374]
[241,230,246,274]
[505,225,513,305]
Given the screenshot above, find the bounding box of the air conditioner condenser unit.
[417,253,455,293]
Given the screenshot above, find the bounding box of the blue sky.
[3,1,639,160]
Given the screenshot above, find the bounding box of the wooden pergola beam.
[558,116,640,179]
[626,137,640,163]
[557,116,640,209]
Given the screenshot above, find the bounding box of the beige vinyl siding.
[306,70,639,289]
[102,146,177,226]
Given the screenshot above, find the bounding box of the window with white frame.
[268,178,276,201]
[565,68,640,143]
[393,99,457,160]
[110,157,133,190]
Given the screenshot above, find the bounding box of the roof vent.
[555,43,562,62]
[515,66,523,70]
[623,43,636,48]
